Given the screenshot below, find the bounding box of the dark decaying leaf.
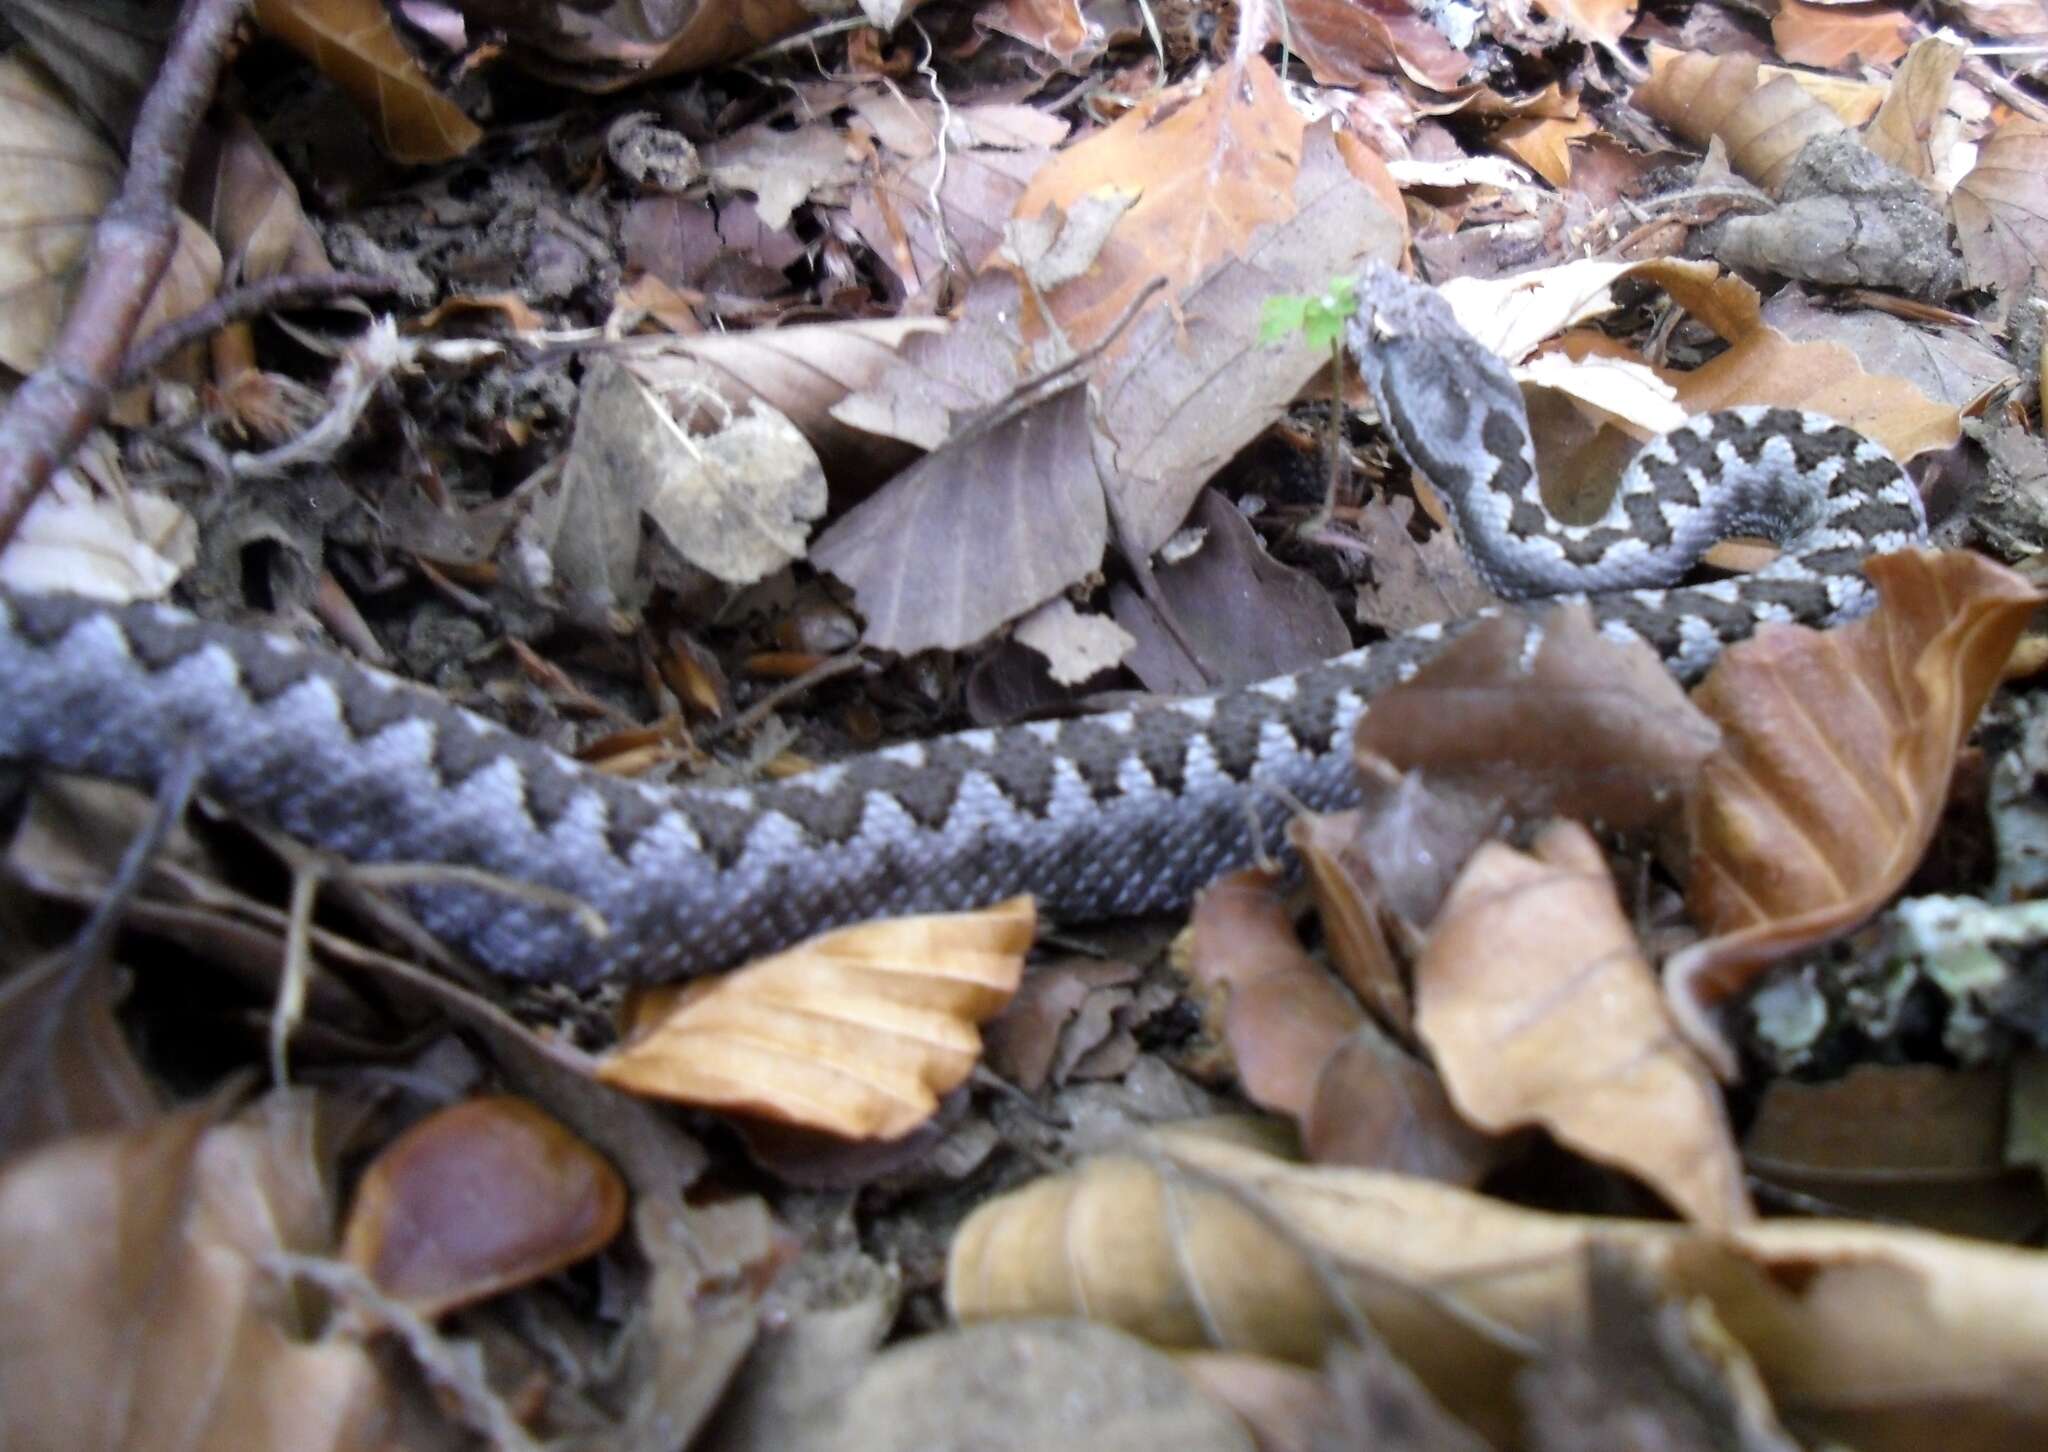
[810,381,1108,654]
[1357,604,1721,828]
[340,1095,626,1317]
[1112,489,1351,694]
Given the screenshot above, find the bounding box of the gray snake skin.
[0,269,1929,990]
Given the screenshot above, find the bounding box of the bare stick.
[0,0,252,546]
[118,269,408,385]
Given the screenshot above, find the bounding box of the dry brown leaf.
[598,897,1032,1139]
[1111,490,1352,696]
[1771,0,1912,67]
[1185,870,1365,1120]
[1951,119,2048,318]
[0,947,159,1161]
[1671,551,2045,1077]
[1492,113,1599,188]
[254,0,481,164]
[340,1096,625,1318]
[1417,821,1752,1229]
[1356,605,1720,830]
[0,1096,391,1451]
[1300,1023,1501,1182]
[473,0,817,89]
[3,0,160,141]
[188,113,332,285]
[948,1128,2048,1451]
[1288,808,1415,1032]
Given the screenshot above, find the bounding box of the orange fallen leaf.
[1417,820,1752,1229]
[1671,551,2045,1077]
[340,1096,625,1318]
[598,898,1032,1139]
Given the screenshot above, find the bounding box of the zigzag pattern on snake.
[0,268,1930,990]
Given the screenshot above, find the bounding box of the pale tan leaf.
[597,898,1032,1139]
[624,318,941,484]
[1417,821,1752,1228]
[0,54,120,376]
[253,0,481,163]
[1863,36,1963,179]
[948,1129,2048,1451]
[1671,551,2045,1077]
[0,1097,390,1452]
[1952,119,2048,317]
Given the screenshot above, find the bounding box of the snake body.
[0,272,1929,989]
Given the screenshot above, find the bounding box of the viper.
[0,266,1930,989]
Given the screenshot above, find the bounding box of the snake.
[0,268,1929,992]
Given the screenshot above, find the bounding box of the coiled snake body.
[0,271,1929,990]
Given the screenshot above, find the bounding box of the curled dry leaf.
[1355,605,1720,830]
[1417,821,1752,1229]
[254,0,481,163]
[598,897,1032,1140]
[1634,50,1848,192]
[340,1096,626,1318]
[948,1128,2048,1452]
[1671,551,2045,1077]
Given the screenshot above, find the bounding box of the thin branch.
[0,0,252,547]
[117,269,408,385]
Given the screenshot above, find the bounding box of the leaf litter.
[3,0,2048,1444]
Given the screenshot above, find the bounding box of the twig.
[702,650,867,745]
[0,0,252,547]
[117,269,407,386]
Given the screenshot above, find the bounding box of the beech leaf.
[597,898,1032,1139]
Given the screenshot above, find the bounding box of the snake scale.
[0,268,1929,991]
